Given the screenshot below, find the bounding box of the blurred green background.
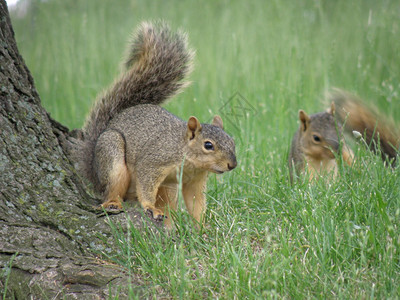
[10,0,400,174]
[11,1,400,129]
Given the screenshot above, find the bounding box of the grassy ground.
[10,0,400,298]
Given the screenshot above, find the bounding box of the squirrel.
[289,88,399,181]
[288,102,354,181]
[72,21,237,226]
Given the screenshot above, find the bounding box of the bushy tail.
[328,88,399,164]
[77,21,194,186]
[83,21,194,140]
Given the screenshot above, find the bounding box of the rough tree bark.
[0,1,157,298]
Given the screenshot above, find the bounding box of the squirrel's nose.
[228,159,237,170]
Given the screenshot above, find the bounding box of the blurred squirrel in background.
[289,88,399,181]
[71,22,237,227]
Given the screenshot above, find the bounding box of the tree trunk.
[0,1,156,298]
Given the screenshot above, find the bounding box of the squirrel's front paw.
[145,207,167,221]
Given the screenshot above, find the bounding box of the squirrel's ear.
[212,115,224,129]
[329,102,335,115]
[299,110,310,131]
[187,116,202,140]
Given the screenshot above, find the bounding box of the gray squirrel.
[72,22,237,226]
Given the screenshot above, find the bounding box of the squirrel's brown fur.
[73,22,237,226]
[289,103,353,181]
[330,88,399,165]
[289,88,399,181]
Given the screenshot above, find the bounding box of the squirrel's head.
[298,103,343,160]
[185,115,237,174]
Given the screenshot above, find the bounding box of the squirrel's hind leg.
[95,129,130,210]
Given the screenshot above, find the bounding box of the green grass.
[10,0,400,298]
[0,252,17,299]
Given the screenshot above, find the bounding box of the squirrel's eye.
[313,135,321,142]
[204,141,214,150]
